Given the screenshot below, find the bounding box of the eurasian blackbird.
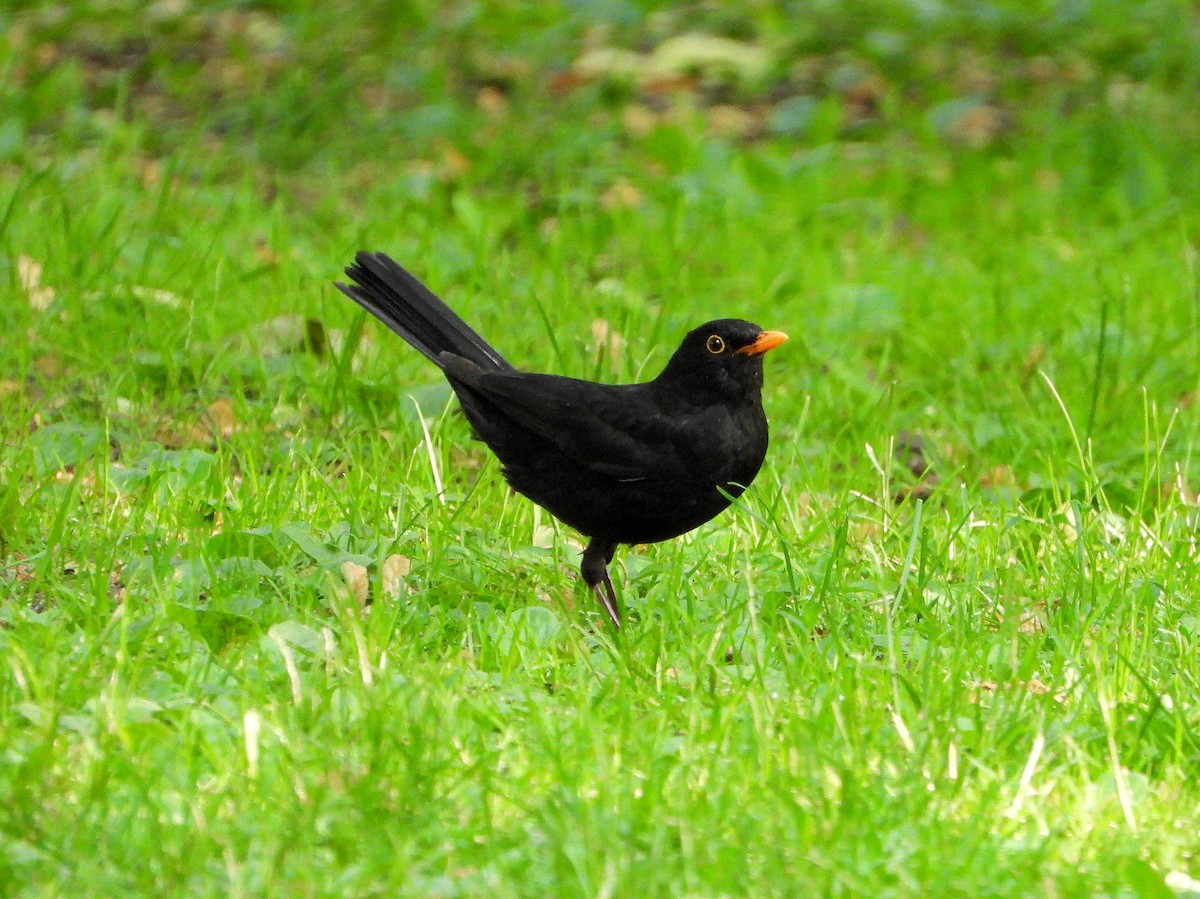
[336,252,787,627]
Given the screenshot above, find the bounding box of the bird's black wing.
[442,362,678,481]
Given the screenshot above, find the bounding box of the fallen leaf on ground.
[706,104,758,138]
[18,255,55,311]
[205,399,236,438]
[380,554,410,599]
[980,465,1018,488]
[433,138,470,180]
[341,561,369,607]
[621,104,659,136]
[590,318,626,363]
[647,35,771,85]
[600,178,642,211]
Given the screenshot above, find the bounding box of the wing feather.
[443,362,673,481]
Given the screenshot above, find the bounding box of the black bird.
[336,252,787,627]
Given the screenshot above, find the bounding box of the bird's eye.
[706,335,726,354]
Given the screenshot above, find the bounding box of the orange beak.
[738,330,789,356]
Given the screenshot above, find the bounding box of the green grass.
[3,1,1200,895]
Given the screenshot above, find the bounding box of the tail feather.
[336,252,512,371]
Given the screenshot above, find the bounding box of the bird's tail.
[336,251,513,371]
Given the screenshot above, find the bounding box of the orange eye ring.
[706,335,726,354]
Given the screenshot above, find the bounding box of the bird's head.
[655,319,788,401]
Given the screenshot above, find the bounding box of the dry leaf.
[18,255,55,311]
[948,104,1005,148]
[17,255,40,290]
[254,239,283,266]
[706,104,757,139]
[476,86,507,116]
[32,353,60,378]
[205,399,236,438]
[621,104,659,136]
[380,554,411,599]
[969,681,998,703]
[572,47,644,83]
[450,446,485,470]
[570,36,769,91]
[1017,608,1046,634]
[600,178,642,211]
[548,69,591,94]
[590,318,626,362]
[341,561,369,607]
[433,138,470,180]
[139,156,163,188]
[980,465,1018,488]
[647,35,770,84]
[155,420,211,449]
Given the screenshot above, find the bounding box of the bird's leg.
[581,539,620,628]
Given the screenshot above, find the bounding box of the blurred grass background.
[4,1,1200,896]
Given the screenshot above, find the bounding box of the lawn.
[3,1,1200,895]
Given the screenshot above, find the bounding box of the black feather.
[336,252,513,372]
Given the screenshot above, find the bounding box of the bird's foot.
[581,539,621,628]
[590,576,621,629]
